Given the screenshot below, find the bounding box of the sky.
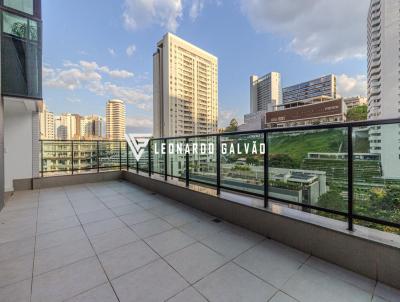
[42,0,370,133]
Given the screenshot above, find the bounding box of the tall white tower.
[250,72,282,113]
[106,99,126,140]
[367,0,400,179]
[153,33,218,138]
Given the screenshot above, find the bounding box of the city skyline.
[42,0,370,133]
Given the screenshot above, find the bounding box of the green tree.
[269,154,297,168]
[346,105,368,121]
[317,190,346,212]
[225,119,238,132]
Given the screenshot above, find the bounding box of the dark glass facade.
[0,0,42,99]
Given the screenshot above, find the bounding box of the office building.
[1,0,42,200]
[80,114,103,139]
[39,103,55,139]
[282,75,336,104]
[153,33,218,137]
[106,99,126,140]
[250,72,282,113]
[265,97,346,128]
[344,96,367,110]
[367,0,400,179]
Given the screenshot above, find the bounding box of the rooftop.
[1,180,399,302]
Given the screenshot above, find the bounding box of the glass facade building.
[1,0,42,99]
[0,0,42,210]
[282,74,336,104]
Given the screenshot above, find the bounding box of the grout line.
[60,282,110,302]
[65,183,122,302]
[94,185,209,299]
[30,190,41,302]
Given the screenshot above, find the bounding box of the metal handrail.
[40,118,400,232]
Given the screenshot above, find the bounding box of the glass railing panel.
[189,136,217,185]
[72,141,98,173]
[120,142,127,169]
[98,141,121,170]
[138,145,149,172]
[167,138,186,179]
[41,141,73,175]
[220,133,264,195]
[353,123,400,232]
[127,147,137,171]
[268,127,348,215]
[151,139,165,175]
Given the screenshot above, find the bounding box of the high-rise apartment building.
[39,103,55,139]
[153,33,218,137]
[54,113,78,140]
[367,0,400,118]
[282,75,336,104]
[250,72,282,113]
[106,99,126,140]
[1,0,42,200]
[80,115,103,139]
[367,0,400,179]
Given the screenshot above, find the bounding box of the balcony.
[1,180,399,301]
[2,120,400,301]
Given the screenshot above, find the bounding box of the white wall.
[4,99,38,192]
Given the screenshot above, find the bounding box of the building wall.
[238,110,267,131]
[4,100,38,192]
[367,0,400,179]
[39,104,55,139]
[282,75,336,104]
[153,33,218,138]
[1,0,42,198]
[250,72,282,113]
[344,96,367,110]
[265,99,346,128]
[106,99,126,140]
[54,113,78,140]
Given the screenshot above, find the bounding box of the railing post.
[41,140,44,177]
[71,141,74,175]
[164,139,168,181]
[148,141,151,177]
[185,137,189,187]
[119,141,122,171]
[216,135,221,195]
[97,141,100,173]
[126,142,129,171]
[347,125,354,231]
[264,132,268,208]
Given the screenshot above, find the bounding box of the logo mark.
[125,134,151,161]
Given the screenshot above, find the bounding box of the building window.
[2,11,42,98]
[4,0,34,15]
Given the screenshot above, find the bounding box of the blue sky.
[43,0,370,132]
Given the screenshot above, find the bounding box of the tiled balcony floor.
[1,181,400,302]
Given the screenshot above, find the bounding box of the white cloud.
[337,74,367,97]
[126,44,136,57]
[43,61,151,110]
[126,117,153,133]
[123,0,183,32]
[108,48,116,56]
[122,0,220,32]
[240,0,369,62]
[189,0,205,21]
[78,60,134,78]
[66,97,81,103]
